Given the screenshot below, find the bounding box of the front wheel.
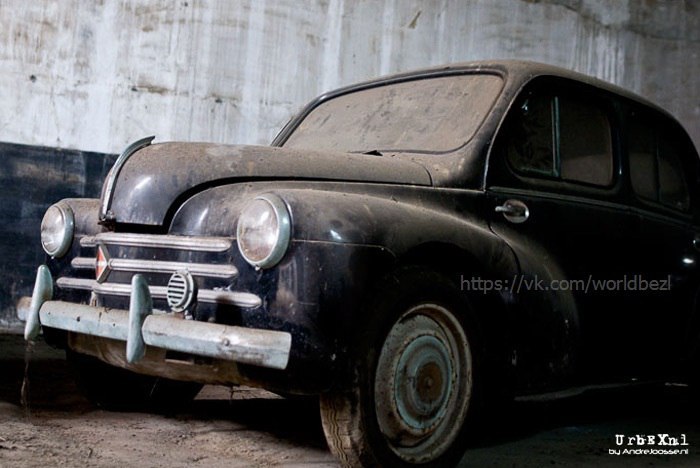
[321,269,479,467]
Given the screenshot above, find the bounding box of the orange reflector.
[96,244,110,283]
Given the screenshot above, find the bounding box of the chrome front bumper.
[23,265,292,370]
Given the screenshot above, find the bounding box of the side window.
[628,119,657,200]
[503,84,614,187]
[505,95,555,177]
[559,97,613,186]
[628,113,690,212]
[658,136,690,211]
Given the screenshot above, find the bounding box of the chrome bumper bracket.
[126,274,152,363]
[25,265,53,340]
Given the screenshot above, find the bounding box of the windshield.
[282,73,503,154]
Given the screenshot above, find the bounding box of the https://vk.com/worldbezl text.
[460,274,672,295]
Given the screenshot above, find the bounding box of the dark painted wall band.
[0,142,116,324]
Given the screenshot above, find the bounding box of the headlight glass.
[236,195,291,268]
[40,202,75,258]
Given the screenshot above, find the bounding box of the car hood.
[103,142,432,226]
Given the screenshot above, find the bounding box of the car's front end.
[21,62,520,467]
[25,137,439,394]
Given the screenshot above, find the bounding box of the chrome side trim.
[81,233,232,252]
[71,257,96,269]
[97,281,168,298]
[56,277,94,290]
[198,289,262,308]
[56,277,262,308]
[100,136,155,221]
[71,257,238,279]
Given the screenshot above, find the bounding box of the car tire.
[320,267,480,467]
[67,350,203,412]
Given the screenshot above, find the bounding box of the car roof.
[327,60,673,121]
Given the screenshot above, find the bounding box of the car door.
[625,108,700,378]
[485,77,640,391]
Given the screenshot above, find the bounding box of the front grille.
[56,232,261,309]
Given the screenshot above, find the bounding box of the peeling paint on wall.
[0,0,698,150]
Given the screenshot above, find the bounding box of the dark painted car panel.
[107,143,432,226]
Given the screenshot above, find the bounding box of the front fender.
[168,182,521,393]
[170,182,518,281]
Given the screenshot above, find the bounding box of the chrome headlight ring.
[236,194,291,269]
[40,201,75,258]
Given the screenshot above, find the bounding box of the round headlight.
[40,202,75,258]
[236,195,291,269]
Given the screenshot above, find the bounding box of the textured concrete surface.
[0,0,698,153]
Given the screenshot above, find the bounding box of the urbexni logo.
[615,434,688,447]
[609,433,689,456]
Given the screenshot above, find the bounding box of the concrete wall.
[1,0,699,153]
[1,0,699,325]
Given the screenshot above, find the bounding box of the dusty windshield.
[283,73,503,153]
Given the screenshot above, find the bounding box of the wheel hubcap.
[374,304,472,463]
[395,335,452,435]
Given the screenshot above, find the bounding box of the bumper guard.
[23,265,291,370]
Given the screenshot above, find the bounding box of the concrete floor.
[1,331,698,467]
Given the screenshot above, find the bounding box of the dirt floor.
[1,331,699,467]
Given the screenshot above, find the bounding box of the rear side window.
[505,88,613,187]
[628,122,656,200]
[658,136,690,211]
[628,114,690,212]
[559,98,613,186]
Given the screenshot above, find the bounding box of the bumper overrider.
[24,265,292,370]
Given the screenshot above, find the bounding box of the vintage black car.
[23,61,700,467]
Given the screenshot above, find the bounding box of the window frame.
[502,80,617,189]
[626,108,696,216]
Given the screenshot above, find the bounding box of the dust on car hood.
[104,142,432,226]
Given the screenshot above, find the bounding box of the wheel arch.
[395,242,517,394]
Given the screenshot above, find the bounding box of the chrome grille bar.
[56,277,262,308]
[71,257,96,269]
[81,233,232,252]
[71,257,238,279]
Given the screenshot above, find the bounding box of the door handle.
[693,235,700,251]
[495,199,530,224]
